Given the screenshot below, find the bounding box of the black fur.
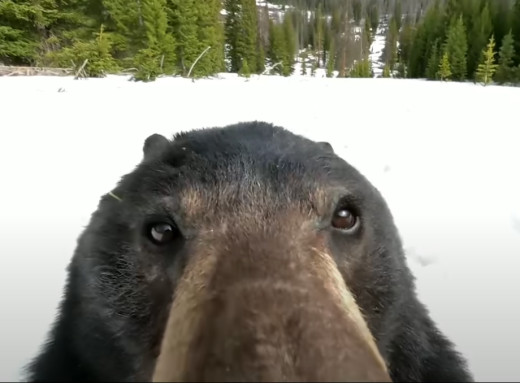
[143,133,170,160]
[317,141,334,153]
[25,121,473,382]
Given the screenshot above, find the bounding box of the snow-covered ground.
[1,73,519,382]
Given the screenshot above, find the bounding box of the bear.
[24,121,473,382]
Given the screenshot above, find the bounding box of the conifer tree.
[224,0,240,71]
[368,4,379,32]
[467,2,493,80]
[195,0,225,75]
[407,1,445,78]
[102,0,145,57]
[238,58,251,78]
[49,24,119,77]
[225,0,258,74]
[134,0,175,81]
[364,20,372,47]
[0,0,87,65]
[475,35,498,85]
[168,0,223,77]
[326,38,335,77]
[383,64,391,78]
[426,40,440,80]
[438,51,451,81]
[352,0,362,25]
[256,42,266,73]
[282,13,297,76]
[444,15,468,81]
[167,0,199,75]
[490,0,512,51]
[301,51,308,75]
[331,8,341,35]
[394,0,402,30]
[133,47,163,81]
[496,30,516,84]
[313,3,324,67]
[350,58,372,78]
[398,20,414,70]
[268,20,286,75]
[512,0,520,65]
[0,1,39,65]
[384,17,399,70]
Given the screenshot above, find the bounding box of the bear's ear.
[317,141,334,154]
[143,133,170,160]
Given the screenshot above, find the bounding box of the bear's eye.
[331,208,359,232]
[148,222,179,245]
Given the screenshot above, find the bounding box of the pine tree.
[48,24,119,77]
[368,4,379,32]
[102,0,146,57]
[168,0,224,77]
[444,15,468,81]
[350,58,372,78]
[224,0,259,74]
[364,20,372,47]
[512,0,520,65]
[467,2,493,80]
[133,47,163,81]
[394,0,402,31]
[133,0,175,81]
[398,20,414,67]
[0,1,39,65]
[268,20,286,75]
[326,38,335,77]
[352,0,362,25]
[238,58,251,78]
[438,51,452,81]
[490,0,512,52]
[301,50,308,75]
[396,62,406,78]
[194,0,225,76]
[224,0,240,71]
[496,30,516,84]
[143,0,175,68]
[407,1,445,78]
[256,42,266,73]
[282,14,297,76]
[0,0,88,65]
[382,64,391,78]
[426,40,440,80]
[313,3,324,67]
[167,0,199,75]
[384,17,399,70]
[475,35,498,85]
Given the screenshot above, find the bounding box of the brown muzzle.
[152,232,392,382]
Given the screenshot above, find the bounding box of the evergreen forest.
[1,0,519,85]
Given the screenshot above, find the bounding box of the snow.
[369,17,388,77]
[1,73,519,382]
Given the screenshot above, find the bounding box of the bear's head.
[25,121,473,382]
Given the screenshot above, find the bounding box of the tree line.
[0,0,386,80]
[2,0,519,85]
[395,0,520,85]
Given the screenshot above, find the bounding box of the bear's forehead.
[119,124,379,229]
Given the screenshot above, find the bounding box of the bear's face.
[64,122,407,381]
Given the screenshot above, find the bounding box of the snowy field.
[1,73,519,382]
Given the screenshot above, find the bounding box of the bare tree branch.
[187,46,211,78]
